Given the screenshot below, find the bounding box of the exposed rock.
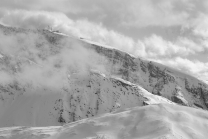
[171,86,188,106]
[171,95,188,106]
[194,103,203,109]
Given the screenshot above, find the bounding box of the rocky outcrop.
[171,86,188,106]
[202,89,208,107]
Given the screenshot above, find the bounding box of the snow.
[80,38,114,49]
[0,24,208,139]
[80,38,135,57]
[0,126,60,139]
[0,72,173,127]
[0,91,64,127]
[1,104,208,139]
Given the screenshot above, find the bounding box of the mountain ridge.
[0,24,207,129]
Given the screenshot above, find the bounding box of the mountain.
[0,24,173,127]
[45,25,208,110]
[81,39,208,109]
[0,70,173,127]
[0,24,208,138]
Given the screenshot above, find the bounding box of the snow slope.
[1,104,208,139]
[53,104,208,139]
[0,71,173,127]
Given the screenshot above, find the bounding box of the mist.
[0,28,108,90]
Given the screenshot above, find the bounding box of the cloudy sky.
[0,0,208,81]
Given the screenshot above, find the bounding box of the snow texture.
[1,104,208,139]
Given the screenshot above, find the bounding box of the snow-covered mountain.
[47,25,208,110]
[0,24,208,139]
[0,69,173,127]
[82,40,208,110]
[0,24,174,127]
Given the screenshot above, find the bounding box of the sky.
[0,0,208,81]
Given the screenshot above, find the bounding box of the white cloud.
[0,9,73,29]
[0,9,140,57]
[154,57,208,80]
[137,34,203,58]
[0,0,198,28]
[0,9,205,58]
[0,0,83,14]
[121,0,192,27]
[201,39,208,49]
[176,37,204,52]
[191,13,208,38]
[0,29,109,89]
[136,34,208,81]
[0,8,208,82]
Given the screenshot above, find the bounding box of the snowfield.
[1,104,208,139]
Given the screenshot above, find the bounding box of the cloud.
[0,8,208,82]
[120,0,192,27]
[0,9,73,29]
[136,34,204,58]
[0,9,205,61]
[181,12,208,54]
[191,13,208,38]
[0,28,108,89]
[153,57,208,80]
[136,34,208,81]
[0,9,140,57]
[0,0,200,28]
[201,39,208,49]
[176,37,204,53]
[0,0,82,14]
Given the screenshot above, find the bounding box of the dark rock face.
[194,103,203,109]
[172,95,188,106]
[199,85,208,108]
[171,87,188,106]
[185,79,208,108]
